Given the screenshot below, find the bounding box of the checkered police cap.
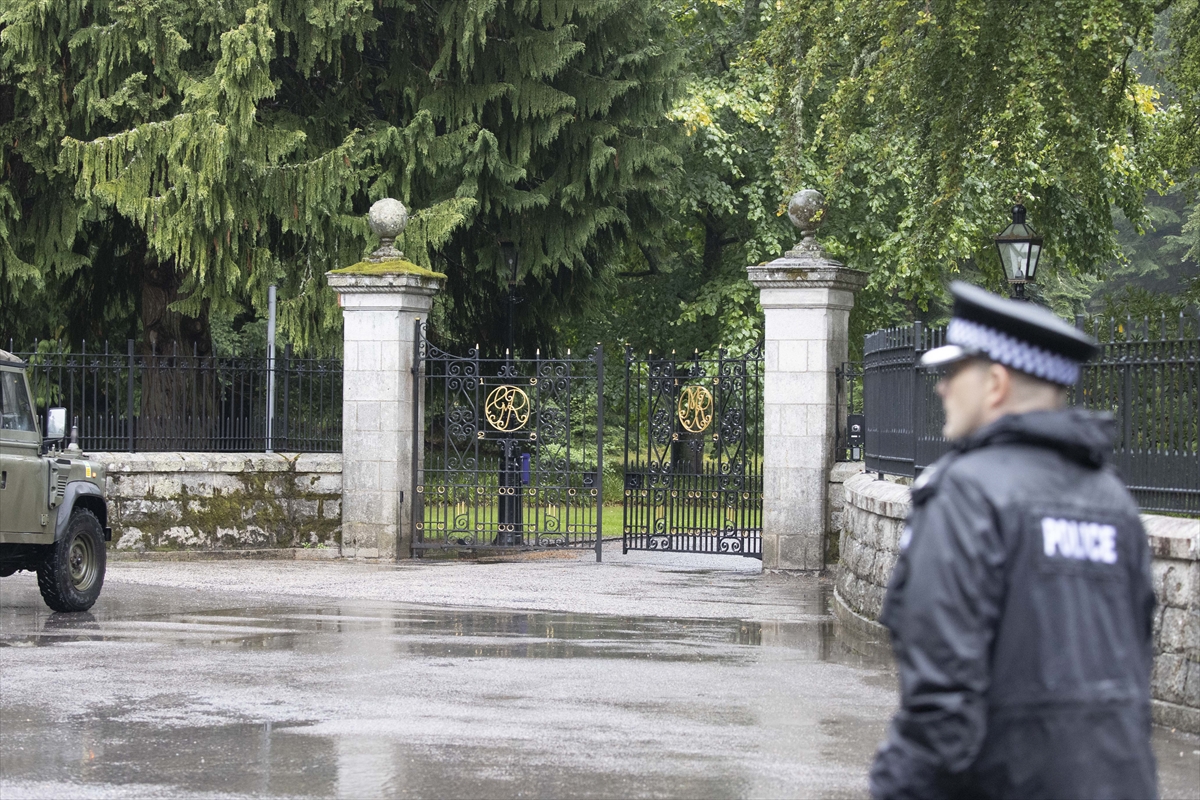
[921,282,1098,386]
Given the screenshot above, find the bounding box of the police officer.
[869,282,1158,800]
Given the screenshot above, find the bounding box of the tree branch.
[619,244,661,277]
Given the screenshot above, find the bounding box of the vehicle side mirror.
[46,407,67,440]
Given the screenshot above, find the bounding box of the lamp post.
[500,241,519,352]
[497,241,522,546]
[994,204,1043,300]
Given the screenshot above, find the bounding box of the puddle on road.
[0,579,898,799]
[0,714,765,800]
[4,581,1196,800]
[0,583,894,669]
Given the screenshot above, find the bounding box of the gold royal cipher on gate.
[676,384,714,433]
[485,384,531,432]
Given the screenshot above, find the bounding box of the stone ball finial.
[367,198,408,262]
[787,189,827,241]
[369,198,408,239]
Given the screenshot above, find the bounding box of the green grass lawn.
[419,501,623,541]
[421,502,758,542]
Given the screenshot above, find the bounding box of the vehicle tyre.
[37,509,106,612]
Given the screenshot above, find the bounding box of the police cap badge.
[920,282,1098,386]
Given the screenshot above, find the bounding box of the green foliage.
[383,0,684,354]
[1084,188,1200,322]
[1160,0,1200,179]
[6,0,1195,360]
[1,0,380,350]
[1159,0,1200,272]
[566,0,789,359]
[1,0,683,357]
[209,305,267,358]
[758,0,1176,328]
[1107,187,1198,296]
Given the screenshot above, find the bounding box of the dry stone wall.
[836,473,910,622]
[826,461,865,564]
[92,452,342,552]
[1144,514,1200,732]
[836,470,1200,733]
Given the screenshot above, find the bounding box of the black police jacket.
[869,409,1157,800]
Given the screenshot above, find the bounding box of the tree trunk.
[138,258,216,450]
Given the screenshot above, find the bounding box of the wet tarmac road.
[2,549,1198,799]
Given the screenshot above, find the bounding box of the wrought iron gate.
[622,346,764,558]
[413,323,604,559]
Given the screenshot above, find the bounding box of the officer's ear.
[984,361,1012,409]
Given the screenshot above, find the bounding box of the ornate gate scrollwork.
[413,323,604,559]
[622,345,764,558]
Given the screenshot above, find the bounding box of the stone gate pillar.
[326,199,445,560]
[747,191,867,571]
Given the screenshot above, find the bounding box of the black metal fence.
[8,340,342,452]
[861,311,1199,515]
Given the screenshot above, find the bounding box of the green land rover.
[0,349,111,612]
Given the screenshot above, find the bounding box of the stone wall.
[835,470,1200,733]
[91,452,342,552]
[1145,514,1200,732]
[835,472,909,622]
[826,461,865,563]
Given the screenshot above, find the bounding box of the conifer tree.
[565,0,789,358]
[0,0,681,356]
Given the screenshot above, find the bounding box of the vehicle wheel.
[37,509,106,613]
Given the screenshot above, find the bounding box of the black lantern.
[993,204,1043,300]
[500,241,518,286]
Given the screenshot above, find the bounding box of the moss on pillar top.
[329,259,447,279]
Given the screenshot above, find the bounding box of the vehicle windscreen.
[0,371,37,432]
